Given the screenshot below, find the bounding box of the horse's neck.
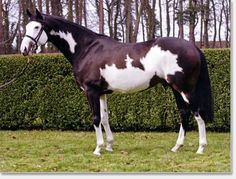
[45,19,96,63]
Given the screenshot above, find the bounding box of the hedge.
[0,49,230,132]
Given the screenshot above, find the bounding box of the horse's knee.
[93,115,101,127]
[101,114,109,125]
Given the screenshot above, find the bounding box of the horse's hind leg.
[100,95,114,152]
[193,111,207,154]
[171,89,191,152]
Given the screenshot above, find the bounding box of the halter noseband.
[25,27,44,51]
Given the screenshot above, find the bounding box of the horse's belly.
[100,64,154,93]
[100,45,183,93]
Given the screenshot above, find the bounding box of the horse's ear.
[35,8,43,20]
[26,9,32,18]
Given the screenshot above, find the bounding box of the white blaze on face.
[50,30,77,53]
[20,21,48,54]
[100,45,183,93]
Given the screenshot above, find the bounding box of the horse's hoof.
[196,144,206,154]
[196,151,204,155]
[171,148,178,153]
[106,142,113,152]
[93,151,101,156]
[171,144,183,153]
[106,147,113,152]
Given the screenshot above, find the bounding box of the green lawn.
[0,131,231,173]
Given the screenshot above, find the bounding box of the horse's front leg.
[86,89,104,156]
[100,95,114,152]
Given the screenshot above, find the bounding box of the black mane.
[42,14,113,41]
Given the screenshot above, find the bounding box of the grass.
[0,130,231,173]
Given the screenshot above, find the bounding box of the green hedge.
[0,49,230,132]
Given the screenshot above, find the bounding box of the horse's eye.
[35,26,39,29]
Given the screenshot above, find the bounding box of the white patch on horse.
[181,92,189,104]
[195,114,207,154]
[50,30,77,53]
[100,45,183,93]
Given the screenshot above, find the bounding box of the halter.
[25,27,44,51]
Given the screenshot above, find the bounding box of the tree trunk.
[51,0,62,16]
[166,0,170,37]
[0,0,4,54]
[75,0,83,25]
[223,0,230,47]
[210,0,217,48]
[37,0,42,12]
[133,0,144,42]
[200,0,204,48]
[3,2,10,53]
[203,0,209,48]
[188,0,195,43]
[218,3,223,48]
[172,0,176,37]
[158,0,162,37]
[98,0,104,34]
[46,0,50,14]
[113,0,121,40]
[178,0,184,39]
[83,0,87,27]
[68,0,73,22]
[125,0,133,43]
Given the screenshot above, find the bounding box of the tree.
[132,0,144,42]
[158,0,162,37]
[0,0,4,54]
[177,0,184,39]
[67,0,73,21]
[125,0,133,43]
[96,0,104,34]
[223,0,230,47]
[210,0,217,48]
[203,0,210,48]
[188,0,197,43]
[165,0,171,37]
[144,0,156,40]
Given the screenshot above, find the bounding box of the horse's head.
[20,9,48,56]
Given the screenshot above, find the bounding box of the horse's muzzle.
[22,47,29,56]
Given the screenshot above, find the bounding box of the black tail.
[193,48,214,122]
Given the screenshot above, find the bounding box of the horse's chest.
[100,45,183,93]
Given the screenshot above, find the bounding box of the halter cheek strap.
[25,28,44,51]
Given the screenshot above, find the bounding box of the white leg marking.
[100,95,114,152]
[181,92,189,104]
[93,124,104,156]
[195,114,207,154]
[171,124,185,152]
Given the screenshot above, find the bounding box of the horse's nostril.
[22,47,28,56]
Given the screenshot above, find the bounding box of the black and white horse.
[20,9,213,156]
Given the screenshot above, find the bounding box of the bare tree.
[96,0,104,34]
[210,0,217,48]
[83,0,87,27]
[0,0,4,54]
[67,0,73,21]
[223,0,230,47]
[132,0,144,42]
[177,0,184,39]
[165,0,171,37]
[125,0,133,43]
[158,0,162,37]
[188,0,197,43]
[218,1,223,48]
[203,0,209,48]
